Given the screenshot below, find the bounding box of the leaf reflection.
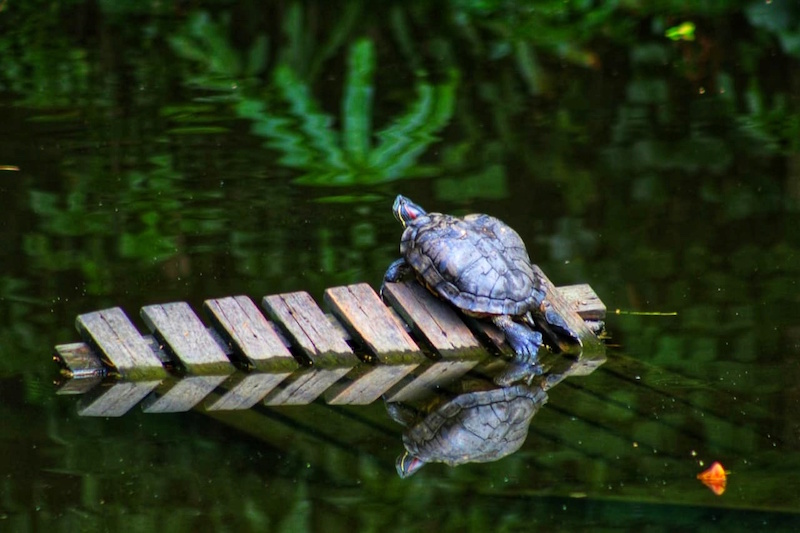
[251,40,458,187]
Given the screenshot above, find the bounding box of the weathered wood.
[324,283,423,362]
[55,278,609,412]
[322,284,424,403]
[78,381,161,417]
[558,284,607,321]
[379,281,492,400]
[382,281,485,359]
[262,292,357,366]
[76,307,167,379]
[140,302,235,375]
[202,296,297,407]
[260,291,359,404]
[203,296,298,372]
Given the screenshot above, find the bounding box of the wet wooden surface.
[141,302,235,375]
[324,283,423,363]
[262,291,357,366]
[261,290,359,404]
[203,295,297,371]
[76,307,167,379]
[382,281,484,358]
[322,283,424,404]
[56,280,607,414]
[557,284,607,321]
[379,282,489,401]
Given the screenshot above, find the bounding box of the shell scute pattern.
[402,385,546,466]
[401,212,542,316]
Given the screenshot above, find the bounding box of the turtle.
[382,195,580,366]
[386,383,548,477]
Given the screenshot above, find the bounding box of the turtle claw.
[492,315,543,365]
[507,329,544,365]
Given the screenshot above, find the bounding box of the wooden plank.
[76,307,167,379]
[140,302,235,375]
[558,284,607,320]
[382,281,485,359]
[56,280,607,409]
[262,292,357,366]
[261,291,358,404]
[201,296,297,409]
[379,281,491,401]
[322,284,424,403]
[78,381,161,417]
[324,283,423,363]
[203,296,298,372]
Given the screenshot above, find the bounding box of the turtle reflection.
[386,377,547,478]
[386,350,606,477]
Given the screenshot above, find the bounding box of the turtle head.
[395,451,425,478]
[393,195,427,228]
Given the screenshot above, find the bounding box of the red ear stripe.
[405,206,418,220]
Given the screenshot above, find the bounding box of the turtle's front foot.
[380,258,410,301]
[492,315,543,365]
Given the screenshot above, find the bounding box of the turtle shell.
[400,212,545,316]
[402,384,547,466]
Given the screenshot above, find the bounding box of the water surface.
[1,1,799,530]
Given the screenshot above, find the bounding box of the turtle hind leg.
[532,302,582,354]
[381,258,411,300]
[491,315,543,365]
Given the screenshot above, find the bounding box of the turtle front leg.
[492,315,543,365]
[381,258,411,300]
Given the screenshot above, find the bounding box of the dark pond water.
[2,1,800,531]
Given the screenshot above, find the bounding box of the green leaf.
[665,21,695,41]
[274,64,345,167]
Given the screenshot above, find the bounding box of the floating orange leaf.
[697,461,728,495]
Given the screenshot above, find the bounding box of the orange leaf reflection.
[697,461,728,496]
